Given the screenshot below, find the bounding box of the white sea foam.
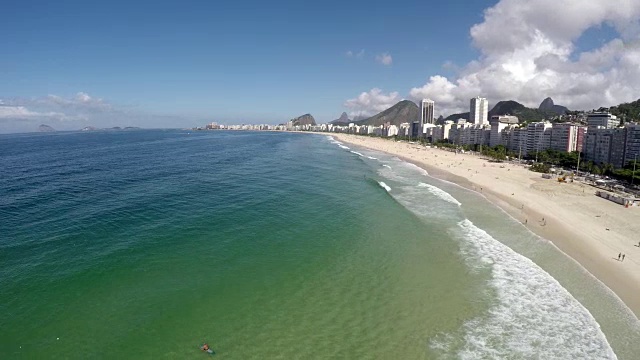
[338,144,350,150]
[366,156,378,160]
[402,162,429,176]
[418,183,461,206]
[382,164,391,169]
[432,220,617,359]
[378,181,391,192]
[350,150,364,157]
[390,185,461,220]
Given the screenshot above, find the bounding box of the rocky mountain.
[289,113,316,126]
[38,124,56,132]
[445,100,549,122]
[332,112,350,124]
[352,100,420,127]
[538,97,568,115]
[443,112,470,122]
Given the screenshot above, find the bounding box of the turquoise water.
[1,130,638,359]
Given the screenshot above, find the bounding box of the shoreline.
[329,133,640,320]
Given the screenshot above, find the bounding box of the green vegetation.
[608,98,640,123]
[612,160,640,184]
[530,162,551,173]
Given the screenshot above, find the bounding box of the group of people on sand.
[617,253,626,262]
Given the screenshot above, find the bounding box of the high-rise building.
[421,99,435,125]
[550,123,585,153]
[470,97,489,125]
[587,112,619,129]
[624,123,640,167]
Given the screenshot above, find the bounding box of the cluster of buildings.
[305,98,640,169]
[196,122,288,131]
[200,98,640,170]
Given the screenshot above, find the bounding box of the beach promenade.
[331,133,640,319]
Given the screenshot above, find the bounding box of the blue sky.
[2,0,639,132]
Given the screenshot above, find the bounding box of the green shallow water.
[1,130,638,359]
[0,130,484,359]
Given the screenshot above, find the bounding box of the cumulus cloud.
[375,52,393,66]
[406,0,640,116]
[344,88,401,117]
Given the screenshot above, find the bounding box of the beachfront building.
[432,120,454,142]
[470,97,489,125]
[584,127,627,168]
[508,126,527,156]
[624,123,640,167]
[587,112,619,129]
[448,119,468,145]
[550,123,585,153]
[421,99,435,125]
[489,115,519,147]
[386,125,399,137]
[422,123,437,142]
[525,122,553,158]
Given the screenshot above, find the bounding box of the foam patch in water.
[418,183,461,206]
[338,144,350,150]
[378,181,391,192]
[432,220,617,359]
[350,150,364,157]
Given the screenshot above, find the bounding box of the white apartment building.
[432,120,454,142]
[470,97,489,125]
[490,115,519,147]
[421,99,435,125]
[508,126,527,156]
[587,113,619,129]
[525,122,553,157]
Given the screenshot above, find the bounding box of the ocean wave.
[378,181,391,192]
[338,144,350,150]
[367,156,378,160]
[418,183,461,206]
[350,150,364,157]
[432,220,616,359]
[382,164,391,169]
[404,162,429,176]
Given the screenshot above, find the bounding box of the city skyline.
[2,0,640,133]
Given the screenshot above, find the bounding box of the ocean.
[1,130,639,359]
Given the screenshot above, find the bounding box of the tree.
[592,165,602,175]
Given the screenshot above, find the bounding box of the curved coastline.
[329,133,640,321]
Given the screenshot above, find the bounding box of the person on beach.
[618,253,621,261]
[622,254,626,262]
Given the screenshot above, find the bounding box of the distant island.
[38,124,56,132]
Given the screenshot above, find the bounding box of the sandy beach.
[330,133,640,319]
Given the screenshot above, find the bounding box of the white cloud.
[375,52,393,66]
[344,88,401,117]
[406,0,640,116]
[346,49,365,58]
[0,105,71,120]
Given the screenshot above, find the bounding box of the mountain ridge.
[346,100,420,127]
